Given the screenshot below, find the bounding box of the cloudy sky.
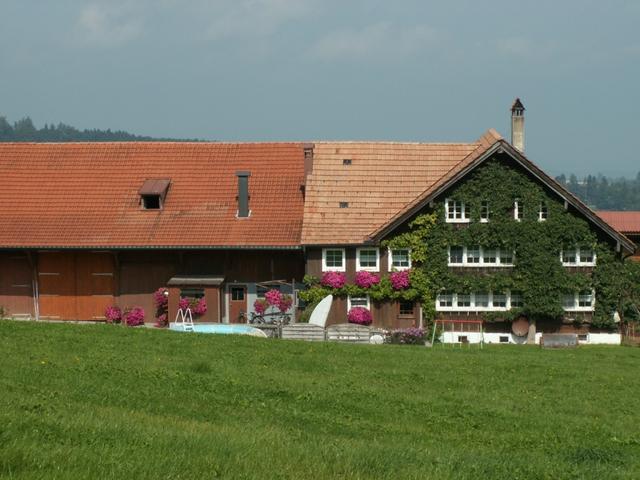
[1,0,639,176]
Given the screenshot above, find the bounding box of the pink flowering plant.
[255,289,293,315]
[390,270,411,290]
[104,306,122,324]
[153,288,169,327]
[320,271,346,289]
[355,271,380,288]
[347,306,373,326]
[124,306,145,327]
[277,294,293,313]
[179,296,207,318]
[253,298,269,315]
[385,327,426,345]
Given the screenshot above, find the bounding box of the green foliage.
[2,321,640,479]
[558,172,640,210]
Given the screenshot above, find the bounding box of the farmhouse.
[0,143,306,323]
[0,101,636,343]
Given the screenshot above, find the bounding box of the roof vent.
[139,179,170,210]
[343,159,352,165]
[339,201,349,208]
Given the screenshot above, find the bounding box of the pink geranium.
[320,271,346,289]
[178,297,191,310]
[390,270,410,290]
[124,307,145,326]
[265,289,282,306]
[153,288,168,309]
[192,298,207,316]
[347,307,372,326]
[277,294,293,313]
[254,298,269,315]
[104,306,122,324]
[355,271,380,288]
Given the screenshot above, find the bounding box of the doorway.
[229,285,247,323]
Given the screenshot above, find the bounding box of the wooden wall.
[0,252,34,317]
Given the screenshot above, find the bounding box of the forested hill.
[556,173,640,211]
[0,115,198,142]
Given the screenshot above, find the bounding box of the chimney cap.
[511,98,525,113]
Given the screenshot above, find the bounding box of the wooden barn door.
[38,251,115,321]
[38,252,76,320]
[76,252,115,321]
[229,285,247,323]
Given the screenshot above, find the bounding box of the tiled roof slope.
[596,211,640,235]
[301,130,500,245]
[0,142,305,248]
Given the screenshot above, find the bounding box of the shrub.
[385,327,426,345]
[104,306,122,324]
[355,271,380,288]
[347,307,372,326]
[321,271,346,289]
[297,300,319,323]
[179,297,207,318]
[124,307,145,327]
[153,288,169,327]
[390,270,410,290]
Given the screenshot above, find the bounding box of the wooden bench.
[281,324,326,341]
[326,323,372,343]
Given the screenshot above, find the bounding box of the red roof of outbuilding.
[596,211,640,235]
[0,142,305,248]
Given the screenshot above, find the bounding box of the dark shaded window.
[142,195,161,210]
[231,287,245,301]
[399,300,414,316]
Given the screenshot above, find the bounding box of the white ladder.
[174,308,194,332]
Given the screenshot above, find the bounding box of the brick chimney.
[511,98,525,153]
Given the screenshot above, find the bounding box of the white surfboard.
[308,294,333,328]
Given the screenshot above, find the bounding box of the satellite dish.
[370,334,384,345]
[512,316,529,337]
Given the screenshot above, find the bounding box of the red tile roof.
[0,142,305,248]
[301,130,500,245]
[596,211,640,235]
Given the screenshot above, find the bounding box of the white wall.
[440,331,620,345]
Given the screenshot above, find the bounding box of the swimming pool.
[169,323,268,337]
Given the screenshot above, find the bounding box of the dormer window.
[445,199,469,223]
[139,179,170,210]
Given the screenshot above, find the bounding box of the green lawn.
[1,321,639,479]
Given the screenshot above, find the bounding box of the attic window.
[139,178,170,210]
[142,195,161,210]
[343,159,352,165]
[339,202,349,208]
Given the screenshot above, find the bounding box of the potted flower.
[347,306,373,326]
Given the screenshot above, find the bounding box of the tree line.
[0,115,197,142]
[556,173,640,211]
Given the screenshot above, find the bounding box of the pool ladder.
[175,308,194,332]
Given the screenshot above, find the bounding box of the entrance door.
[229,285,247,323]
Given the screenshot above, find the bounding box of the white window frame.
[445,199,469,223]
[560,247,597,267]
[322,248,346,272]
[447,246,515,267]
[538,202,548,222]
[356,247,380,272]
[347,295,370,311]
[480,200,489,223]
[388,248,412,271]
[436,290,515,312]
[563,290,595,312]
[514,200,523,221]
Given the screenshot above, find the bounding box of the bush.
[320,272,346,289]
[385,327,426,345]
[297,301,319,323]
[104,306,122,324]
[124,307,145,327]
[355,271,380,288]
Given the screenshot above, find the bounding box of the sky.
[1,0,639,176]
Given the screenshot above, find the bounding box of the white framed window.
[445,199,469,223]
[356,248,379,271]
[510,291,523,308]
[480,201,489,223]
[447,246,515,267]
[560,247,596,267]
[322,248,346,272]
[563,290,595,312]
[388,248,411,271]
[514,200,523,221]
[436,291,516,312]
[348,295,370,310]
[538,202,548,221]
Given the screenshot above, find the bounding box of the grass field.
[1,321,639,479]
